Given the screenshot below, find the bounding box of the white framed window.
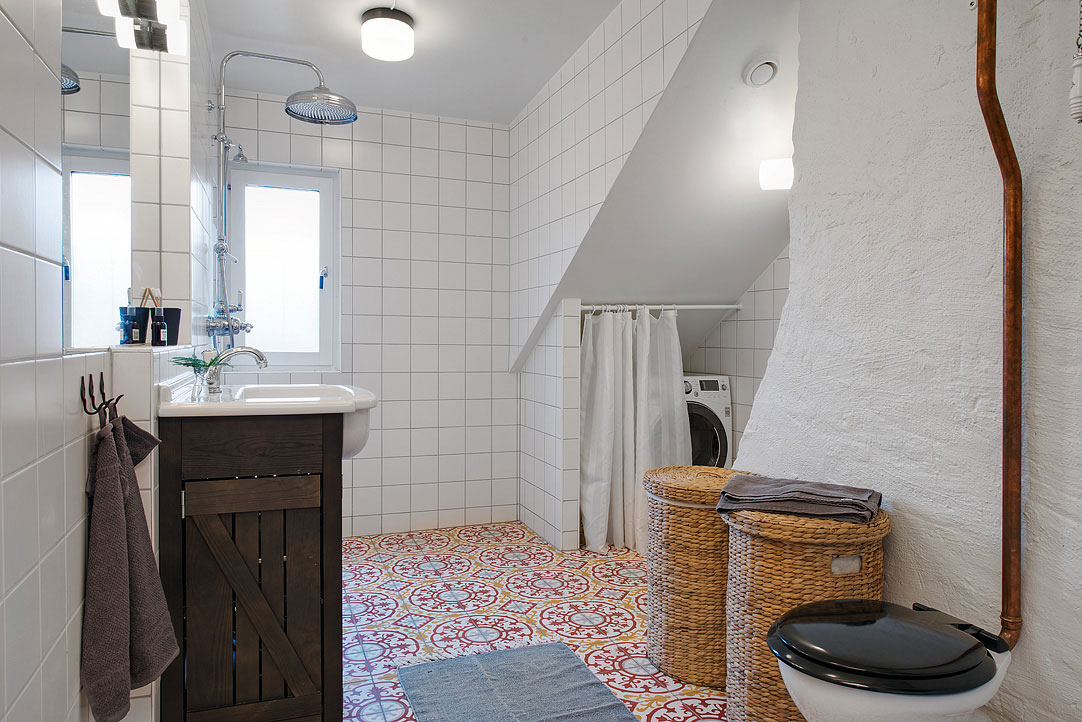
[63,152,132,350]
[228,165,339,369]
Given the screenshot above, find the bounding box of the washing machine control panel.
[685,377,728,398]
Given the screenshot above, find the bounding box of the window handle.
[319,266,329,290]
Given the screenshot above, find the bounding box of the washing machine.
[684,374,733,468]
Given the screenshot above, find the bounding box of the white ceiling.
[206,0,622,124]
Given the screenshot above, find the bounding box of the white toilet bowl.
[777,649,1010,722]
[767,599,1011,722]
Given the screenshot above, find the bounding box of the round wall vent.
[744,59,779,87]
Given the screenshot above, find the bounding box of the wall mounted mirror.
[61,0,131,349]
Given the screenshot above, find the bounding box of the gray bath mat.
[397,641,637,722]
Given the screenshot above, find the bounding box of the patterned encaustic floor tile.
[341,522,727,721]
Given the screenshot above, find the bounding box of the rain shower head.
[285,85,358,125]
[60,64,81,95]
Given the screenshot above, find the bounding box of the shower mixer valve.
[215,290,244,316]
[206,315,253,337]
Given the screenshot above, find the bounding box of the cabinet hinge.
[180,490,185,518]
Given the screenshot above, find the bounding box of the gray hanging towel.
[82,417,179,722]
[716,474,883,524]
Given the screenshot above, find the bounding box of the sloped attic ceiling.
[512,0,798,369]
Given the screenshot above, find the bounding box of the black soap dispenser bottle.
[151,307,169,346]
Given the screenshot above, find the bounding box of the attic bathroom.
[2,0,1080,720]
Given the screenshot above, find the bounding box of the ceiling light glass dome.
[361,7,415,62]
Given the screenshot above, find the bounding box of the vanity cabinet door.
[183,476,324,720]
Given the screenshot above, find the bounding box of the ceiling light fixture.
[361,7,415,62]
[759,158,794,190]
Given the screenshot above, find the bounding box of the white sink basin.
[157,383,378,458]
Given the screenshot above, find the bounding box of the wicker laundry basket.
[643,466,750,688]
[722,509,891,722]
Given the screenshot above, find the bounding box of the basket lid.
[722,508,891,544]
[642,466,751,507]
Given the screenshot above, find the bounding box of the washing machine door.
[687,401,729,468]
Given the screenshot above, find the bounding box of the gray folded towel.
[716,474,882,524]
[83,417,179,722]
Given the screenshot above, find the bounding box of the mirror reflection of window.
[66,161,131,348]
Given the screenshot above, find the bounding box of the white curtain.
[580,308,692,554]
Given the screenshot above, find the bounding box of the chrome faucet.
[203,346,268,395]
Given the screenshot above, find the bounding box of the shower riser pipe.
[208,52,330,350]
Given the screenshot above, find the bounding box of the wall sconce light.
[97,0,180,24]
[100,0,185,55]
[114,16,187,56]
[759,158,794,190]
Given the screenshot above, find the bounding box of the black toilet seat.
[766,599,1008,695]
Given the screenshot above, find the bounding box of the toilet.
[767,599,1011,722]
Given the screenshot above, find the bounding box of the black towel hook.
[80,372,123,429]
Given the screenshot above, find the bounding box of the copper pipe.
[975,0,1023,649]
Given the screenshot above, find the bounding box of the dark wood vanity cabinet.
[158,414,343,722]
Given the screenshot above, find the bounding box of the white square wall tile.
[0,360,38,476]
[160,109,190,157]
[439,122,465,151]
[33,57,61,168]
[225,94,258,128]
[161,252,191,300]
[161,204,190,253]
[257,98,290,132]
[0,249,36,361]
[112,350,153,421]
[130,154,161,203]
[35,260,62,356]
[2,465,39,590]
[37,449,65,554]
[412,118,438,149]
[3,568,42,699]
[35,160,62,262]
[36,359,64,456]
[353,112,381,142]
[160,156,190,205]
[382,485,411,514]
[438,509,465,528]
[130,105,160,155]
[0,12,35,145]
[383,114,411,145]
[291,134,322,166]
[0,130,36,254]
[259,131,290,163]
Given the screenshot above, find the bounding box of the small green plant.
[170,353,232,372]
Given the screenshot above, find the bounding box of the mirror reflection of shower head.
[285,85,358,125]
[60,27,118,95]
[60,64,81,95]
